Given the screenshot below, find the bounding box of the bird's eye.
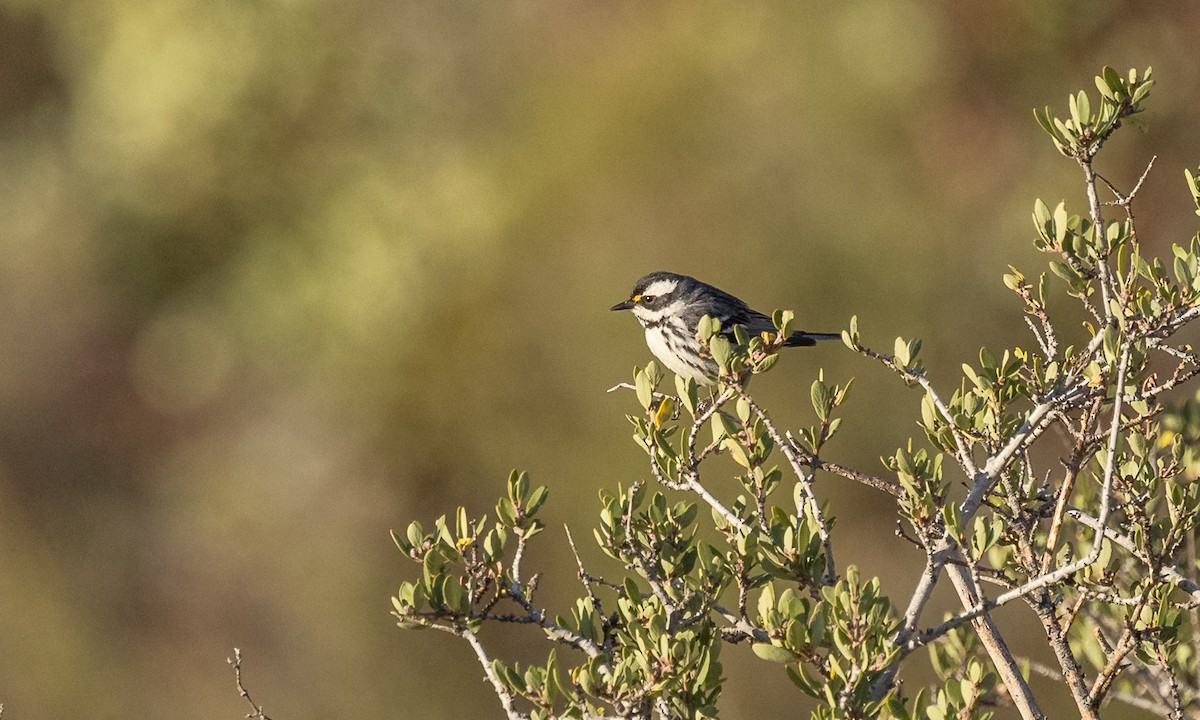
[640,295,655,304]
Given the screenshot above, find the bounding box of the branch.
[1080,156,1115,320]
[1040,396,1103,574]
[502,569,605,658]
[913,373,980,478]
[1030,593,1096,718]
[511,530,529,588]
[1066,509,1200,602]
[1027,658,1178,717]
[735,385,836,585]
[801,448,901,498]
[871,555,942,696]
[227,648,275,720]
[452,625,530,720]
[648,387,751,533]
[649,447,748,533]
[944,563,1047,719]
[1087,611,1144,707]
[916,346,1133,644]
[712,603,771,643]
[1098,155,1157,208]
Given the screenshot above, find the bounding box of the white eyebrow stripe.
[641,279,678,297]
[632,300,686,324]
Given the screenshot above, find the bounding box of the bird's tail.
[784,331,842,347]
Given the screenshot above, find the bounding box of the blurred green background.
[2,1,1199,718]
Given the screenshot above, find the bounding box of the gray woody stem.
[916,346,1132,646]
[444,625,529,720]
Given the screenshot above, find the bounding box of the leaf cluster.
[391,68,1200,720]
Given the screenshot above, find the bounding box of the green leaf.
[710,335,732,370]
[724,438,753,469]
[496,497,517,526]
[635,367,653,410]
[811,381,830,421]
[1131,77,1155,105]
[786,664,821,697]
[1049,260,1075,282]
[526,486,548,516]
[1033,198,1051,228]
[391,528,413,554]
[778,309,795,338]
[736,397,752,423]
[406,521,425,549]
[676,374,698,416]
[752,643,796,663]
[1102,66,1124,97]
[482,528,505,560]
[456,506,469,539]
[623,577,642,604]
[442,576,468,613]
[1075,90,1091,125]
[755,353,780,374]
[1053,202,1068,245]
[644,360,664,387]
[1033,107,1062,144]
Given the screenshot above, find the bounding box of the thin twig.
[645,387,751,533]
[1081,157,1116,320]
[1098,155,1157,207]
[1066,509,1200,602]
[511,531,528,589]
[228,648,275,720]
[712,604,771,643]
[801,449,901,498]
[917,346,1133,645]
[502,569,605,658]
[1088,611,1145,707]
[736,385,836,585]
[1027,658,1175,716]
[455,626,529,720]
[1041,396,1102,574]
[913,374,980,478]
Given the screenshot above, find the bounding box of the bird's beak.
[610,299,634,311]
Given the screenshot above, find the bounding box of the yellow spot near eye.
[632,294,642,302]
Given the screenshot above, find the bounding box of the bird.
[611,271,840,385]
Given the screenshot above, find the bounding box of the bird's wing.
[725,308,777,338]
[704,290,776,339]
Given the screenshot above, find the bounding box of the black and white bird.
[611,271,840,384]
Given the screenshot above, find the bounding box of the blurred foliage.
[2,1,1200,719]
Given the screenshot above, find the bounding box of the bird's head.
[610,271,695,324]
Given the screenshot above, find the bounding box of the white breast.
[644,326,712,383]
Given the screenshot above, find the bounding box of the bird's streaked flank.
[611,271,838,384]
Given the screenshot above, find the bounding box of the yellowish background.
[1,1,1199,718]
